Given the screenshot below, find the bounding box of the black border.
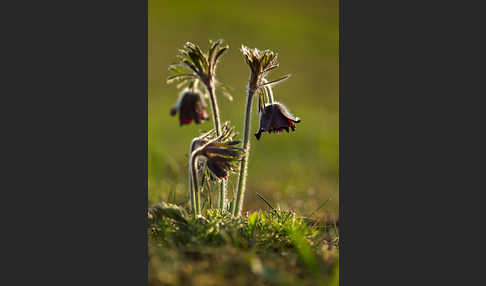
[4,0,148,284]
[339,0,478,284]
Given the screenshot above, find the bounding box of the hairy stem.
[206,80,227,210]
[207,81,222,134]
[190,152,201,217]
[188,138,199,214]
[263,79,275,104]
[232,89,255,216]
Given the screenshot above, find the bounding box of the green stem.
[206,81,227,211]
[232,88,255,216]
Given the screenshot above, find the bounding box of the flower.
[201,141,243,180]
[255,103,301,140]
[192,123,243,180]
[170,91,210,126]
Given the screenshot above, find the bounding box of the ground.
[148,203,339,286]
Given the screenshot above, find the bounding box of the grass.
[148,203,339,286]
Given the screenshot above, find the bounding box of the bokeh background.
[149,0,338,218]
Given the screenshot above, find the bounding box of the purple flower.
[170,91,210,126]
[255,103,301,140]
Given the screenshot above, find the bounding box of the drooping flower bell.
[170,91,210,126]
[255,103,301,140]
[200,141,243,180]
[192,123,243,180]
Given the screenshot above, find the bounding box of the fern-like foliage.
[241,45,291,91]
[240,45,291,111]
[167,40,229,89]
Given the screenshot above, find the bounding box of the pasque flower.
[192,124,243,180]
[202,141,243,179]
[232,45,294,217]
[168,40,231,210]
[189,124,243,216]
[255,103,300,140]
[170,91,210,126]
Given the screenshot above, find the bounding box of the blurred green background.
[149,0,339,218]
